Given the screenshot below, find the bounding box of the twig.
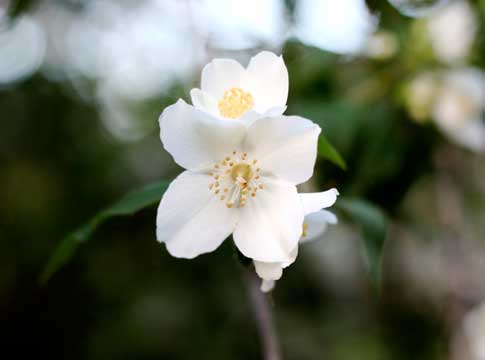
[434,149,473,360]
[243,267,282,360]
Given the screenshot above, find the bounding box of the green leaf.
[8,0,36,18]
[102,181,170,216]
[318,134,347,170]
[336,198,388,288]
[40,180,169,285]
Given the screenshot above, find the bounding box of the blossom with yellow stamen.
[254,189,339,292]
[190,51,289,123]
[156,99,321,263]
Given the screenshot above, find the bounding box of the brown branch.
[243,267,282,360]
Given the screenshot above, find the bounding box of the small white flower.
[254,189,339,292]
[426,0,477,64]
[190,51,288,122]
[364,31,399,61]
[405,68,485,152]
[156,100,321,262]
[433,68,485,152]
[404,72,438,122]
[294,0,377,55]
[299,209,338,244]
[464,302,485,360]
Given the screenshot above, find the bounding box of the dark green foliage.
[40,181,169,284]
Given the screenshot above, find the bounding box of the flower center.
[217,87,254,119]
[230,163,253,182]
[208,150,263,208]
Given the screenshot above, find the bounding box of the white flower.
[156,99,321,262]
[433,68,485,152]
[364,31,398,60]
[0,15,46,85]
[405,68,485,152]
[255,189,339,292]
[426,0,477,64]
[464,302,485,360]
[191,0,287,51]
[404,72,438,122]
[294,0,377,55]
[190,51,288,122]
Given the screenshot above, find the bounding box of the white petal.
[201,58,246,100]
[300,189,339,215]
[233,178,304,262]
[239,106,287,128]
[255,246,298,293]
[244,115,321,184]
[156,171,238,258]
[301,210,337,243]
[282,246,299,268]
[260,279,276,292]
[253,261,283,281]
[190,88,219,116]
[245,51,288,113]
[319,209,338,225]
[237,106,287,128]
[160,99,245,170]
[239,110,261,127]
[263,105,287,117]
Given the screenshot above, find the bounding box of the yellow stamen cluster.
[301,223,309,238]
[218,87,254,119]
[208,150,263,208]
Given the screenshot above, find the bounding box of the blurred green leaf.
[336,198,389,288]
[318,134,347,170]
[291,100,365,154]
[8,0,35,18]
[40,181,169,285]
[102,181,169,216]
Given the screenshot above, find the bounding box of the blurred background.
[1,0,484,358]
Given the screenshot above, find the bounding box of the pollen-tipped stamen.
[217,87,254,119]
[208,152,265,207]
